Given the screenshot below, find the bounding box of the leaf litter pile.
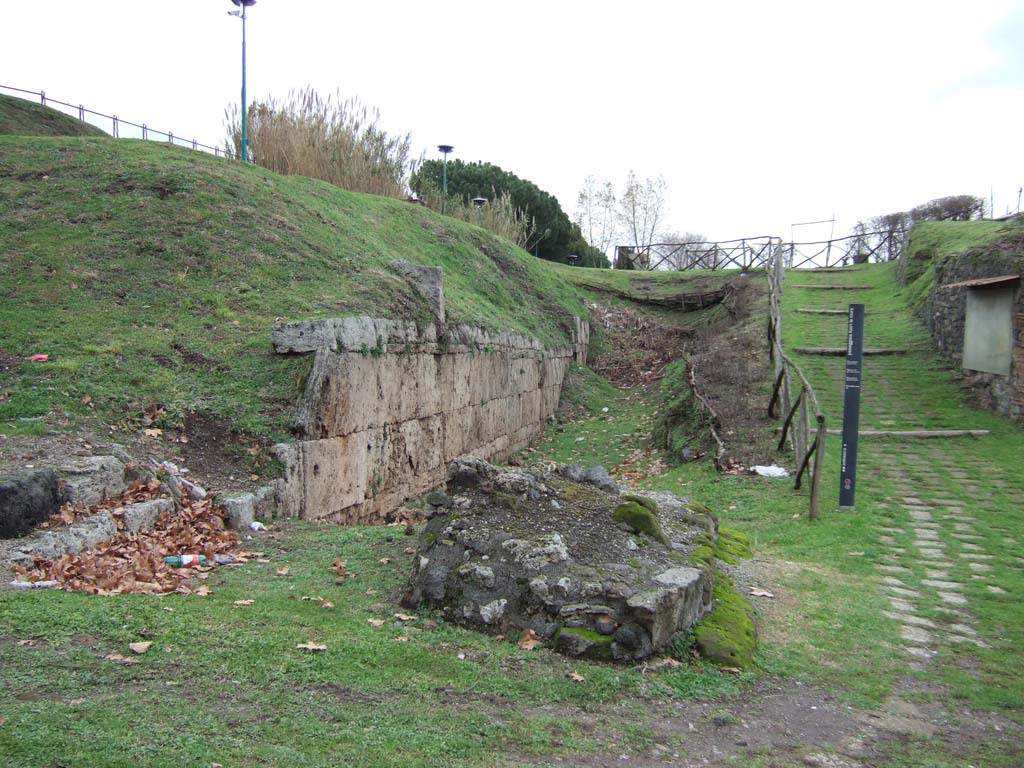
[13,485,244,596]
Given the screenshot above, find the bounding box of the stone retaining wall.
[925,251,1023,421]
[271,314,589,523]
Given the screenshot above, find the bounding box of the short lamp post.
[472,196,486,226]
[228,0,256,163]
[438,144,454,214]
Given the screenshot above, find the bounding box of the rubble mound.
[403,457,723,661]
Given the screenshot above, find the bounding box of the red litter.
[29,355,49,362]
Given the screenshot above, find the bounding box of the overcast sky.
[3,0,1022,244]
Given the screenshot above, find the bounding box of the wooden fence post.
[809,416,826,519]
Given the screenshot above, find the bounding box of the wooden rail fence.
[767,245,827,519]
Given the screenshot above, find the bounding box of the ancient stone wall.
[926,251,1023,421]
[271,315,589,523]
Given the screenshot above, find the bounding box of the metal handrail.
[0,85,238,160]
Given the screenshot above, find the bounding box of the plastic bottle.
[163,554,207,567]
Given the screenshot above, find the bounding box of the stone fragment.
[122,498,174,534]
[0,469,59,539]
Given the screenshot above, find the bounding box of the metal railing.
[766,244,827,519]
[0,85,238,160]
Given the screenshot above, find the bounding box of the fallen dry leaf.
[162,607,175,612]
[395,636,411,643]
[295,643,327,653]
[275,567,290,576]
[568,671,586,683]
[847,551,865,557]
[378,557,392,565]
[644,656,683,672]
[105,653,139,666]
[720,666,743,675]
[129,641,152,655]
[0,717,5,727]
[143,428,163,438]
[194,586,212,597]
[518,629,540,651]
[367,619,385,628]
[301,596,334,609]
[394,613,415,622]
[403,547,417,555]
[233,599,254,607]
[749,588,774,598]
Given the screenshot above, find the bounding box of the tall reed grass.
[224,87,418,198]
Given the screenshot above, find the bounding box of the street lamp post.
[437,144,454,214]
[472,196,486,226]
[229,0,256,163]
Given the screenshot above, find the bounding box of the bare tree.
[617,171,667,268]
[650,230,707,270]
[574,175,618,257]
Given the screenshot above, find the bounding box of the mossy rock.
[683,501,719,531]
[620,493,658,513]
[715,527,753,565]
[613,502,670,546]
[694,577,757,669]
[553,627,614,660]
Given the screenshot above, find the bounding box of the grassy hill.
[0,133,723,441]
[901,217,1024,309]
[0,93,107,138]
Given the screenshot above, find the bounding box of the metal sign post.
[839,304,865,510]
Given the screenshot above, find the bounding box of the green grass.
[0,94,107,138]
[0,522,750,768]
[533,255,1024,765]
[0,135,708,440]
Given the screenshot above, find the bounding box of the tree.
[574,176,617,258]
[910,195,985,222]
[410,160,609,267]
[650,230,707,270]
[617,171,667,269]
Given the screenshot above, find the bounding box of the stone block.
[122,498,173,534]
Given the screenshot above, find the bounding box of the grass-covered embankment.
[0,94,107,138]
[0,135,601,438]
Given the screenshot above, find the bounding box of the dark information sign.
[839,303,865,510]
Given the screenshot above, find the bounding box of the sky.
[3,0,1022,245]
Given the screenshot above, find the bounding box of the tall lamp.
[228,0,256,162]
[438,144,454,214]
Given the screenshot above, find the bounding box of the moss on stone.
[627,558,643,569]
[621,493,658,513]
[613,501,670,546]
[554,626,614,661]
[681,501,718,534]
[715,526,753,565]
[419,531,438,547]
[694,577,757,669]
[688,545,715,568]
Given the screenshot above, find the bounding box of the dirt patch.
[0,348,21,374]
[174,411,274,495]
[172,344,220,372]
[589,305,693,387]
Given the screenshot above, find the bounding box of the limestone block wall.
[271,315,589,523]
